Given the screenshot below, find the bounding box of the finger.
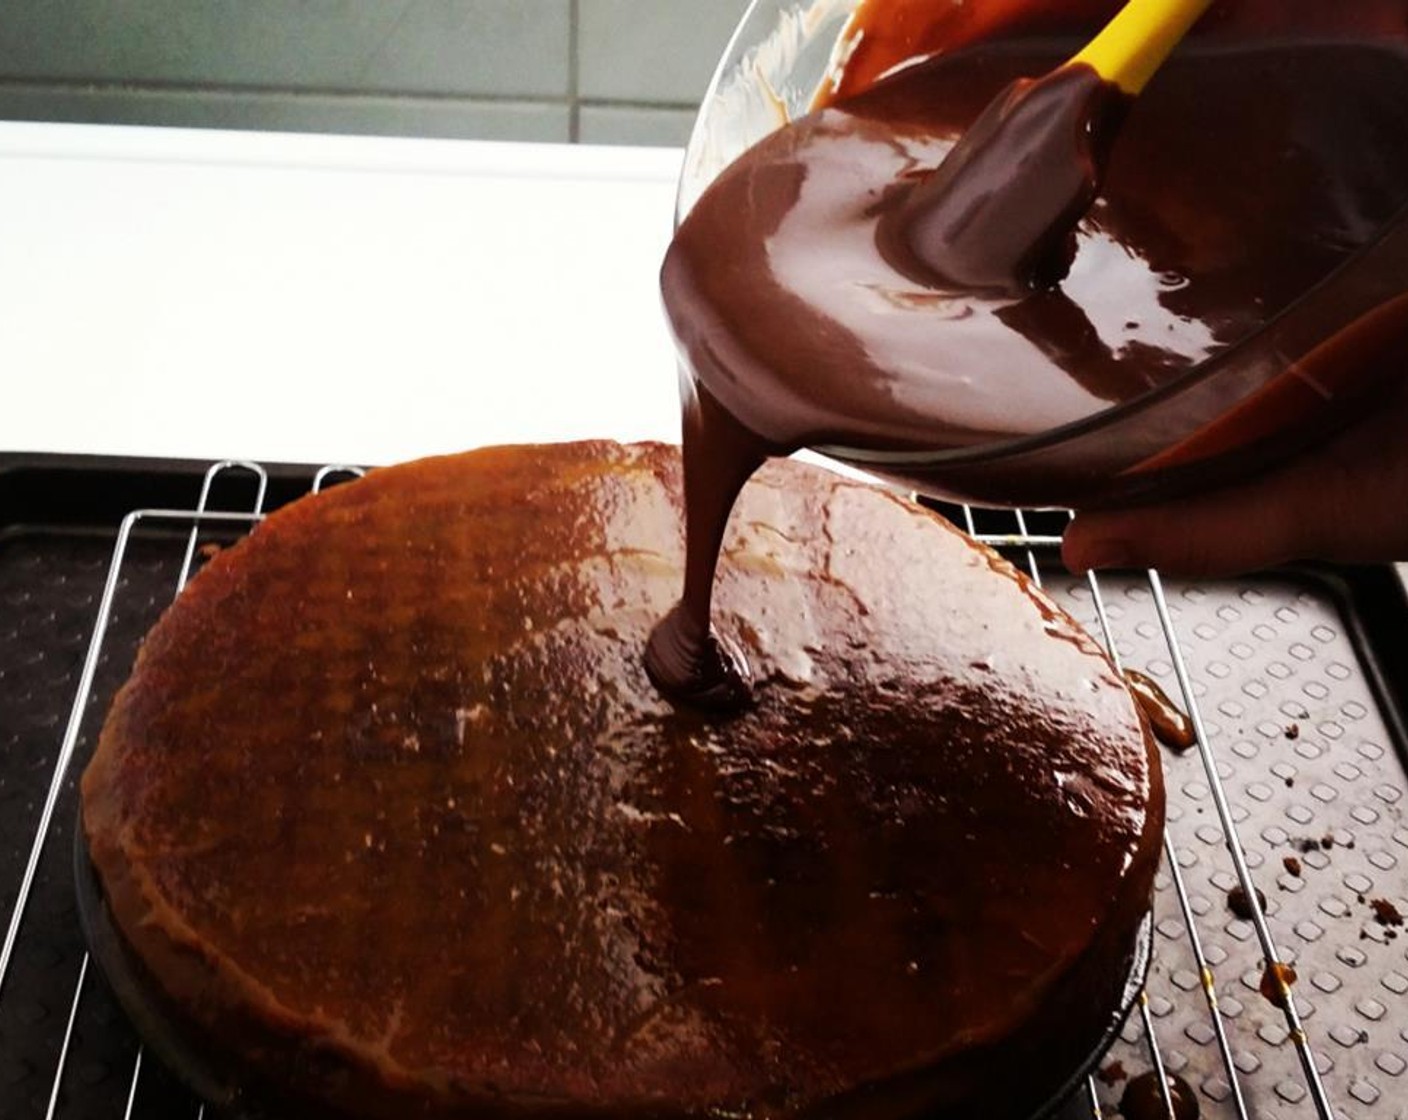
[1062,479,1311,579]
[1065,359,1408,578]
[1061,439,1404,577]
[1062,363,1408,578]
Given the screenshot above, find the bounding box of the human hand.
[1062,377,1408,578]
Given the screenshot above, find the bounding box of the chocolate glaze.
[668,33,1408,455]
[1124,670,1195,753]
[653,13,1408,695]
[1260,960,1299,1010]
[1120,1071,1200,1120]
[644,383,761,710]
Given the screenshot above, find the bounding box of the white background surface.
[0,120,686,466]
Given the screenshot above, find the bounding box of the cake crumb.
[1370,898,1405,927]
[1227,885,1266,921]
[1096,1059,1127,1086]
[1283,856,1302,877]
[1284,723,1300,740]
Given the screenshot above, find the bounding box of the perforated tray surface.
[1052,574,1408,1120]
[0,460,1405,1120]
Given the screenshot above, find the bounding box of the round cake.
[81,440,1163,1120]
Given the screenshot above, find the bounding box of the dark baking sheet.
[1,454,1406,1120]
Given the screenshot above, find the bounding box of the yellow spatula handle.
[1070,0,1217,94]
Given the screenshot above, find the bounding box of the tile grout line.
[0,77,700,113]
[568,0,581,143]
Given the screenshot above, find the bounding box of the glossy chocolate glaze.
[666,36,1408,456]
[644,383,762,710]
[83,442,1163,1120]
[1120,1071,1200,1120]
[1260,960,1299,1011]
[651,19,1408,698]
[1124,670,1195,753]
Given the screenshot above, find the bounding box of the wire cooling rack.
[0,460,1405,1119]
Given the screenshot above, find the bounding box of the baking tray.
[1,453,1406,1120]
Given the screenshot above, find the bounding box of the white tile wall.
[0,85,571,142]
[578,0,746,103]
[578,103,696,147]
[0,0,751,146]
[0,1,572,96]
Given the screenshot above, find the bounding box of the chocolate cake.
[81,441,1163,1119]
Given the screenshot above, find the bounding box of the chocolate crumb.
[1370,898,1404,927]
[1227,885,1267,921]
[1096,1059,1127,1086]
[1295,837,1320,854]
[1285,723,1300,740]
[1121,1071,1199,1120]
[1284,776,1295,788]
[1358,894,1367,904]
[1321,835,1336,850]
[1260,961,1298,1010]
[1283,856,1302,877]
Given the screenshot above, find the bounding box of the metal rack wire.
[3,460,1405,1119]
[959,503,1403,1120]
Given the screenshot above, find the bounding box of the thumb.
[1070,495,1300,583]
[1064,371,1408,578]
[1062,488,1309,579]
[1063,421,1408,578]
[1061,449,1365,578]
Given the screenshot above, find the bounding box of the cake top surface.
[82,440,1160,1116]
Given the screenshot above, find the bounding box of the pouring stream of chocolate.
[646,30,1408,705]
[647,49,1133,704]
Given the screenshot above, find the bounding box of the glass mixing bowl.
[676,0,1408,508]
